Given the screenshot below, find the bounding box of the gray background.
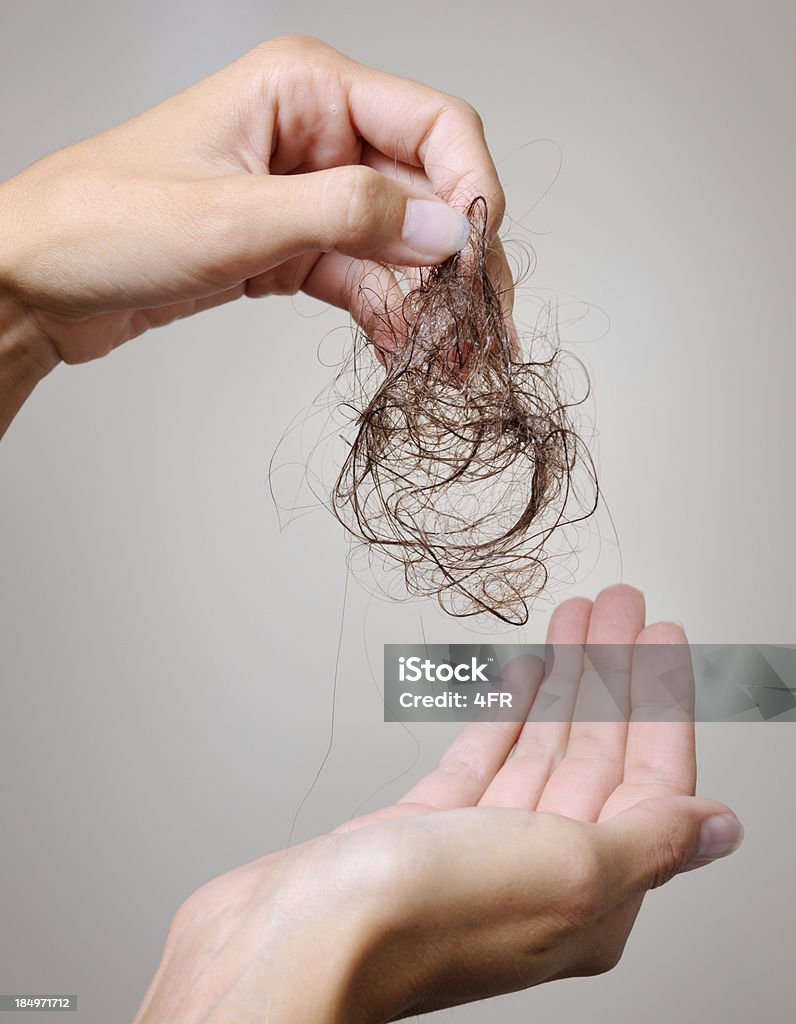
[1,1,794,1021]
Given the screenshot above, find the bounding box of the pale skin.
[0,35,743,1023]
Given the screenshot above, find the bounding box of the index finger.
[346,65,505,235]
[397,714,530,812]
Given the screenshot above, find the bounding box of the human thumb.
[199,165,472,277]
[597,796,744,900]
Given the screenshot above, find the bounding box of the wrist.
[254,847,387,1024]
[133,835,395,1024]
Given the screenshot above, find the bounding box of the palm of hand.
[153,585,732,1022]
[343,584,693,832]
[305,584,699,1012]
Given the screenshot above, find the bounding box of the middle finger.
[536,584,646,821]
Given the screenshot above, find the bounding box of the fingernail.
[402,199,470,259]
[693,814,744,863]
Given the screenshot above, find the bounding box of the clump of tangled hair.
[329,196,598,626]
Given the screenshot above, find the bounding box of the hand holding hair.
[0,34,509,434]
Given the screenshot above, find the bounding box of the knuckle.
[250,260,308,297]
[250,36,341,94]
[630,805,694,890]
[437,752,485,787]
[330,165,386,246]
[260,272,298,297]
[649,825,691,889]
[450,96,484,130]
[441,98,504,228]
[537,669,574,701]
[511,749,556,780]
[256,34,331,60]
